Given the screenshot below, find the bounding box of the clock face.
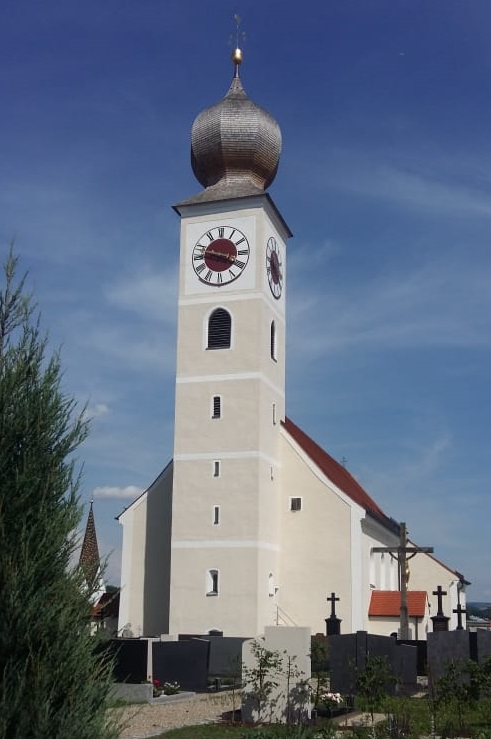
[266,236,283,299]
[192,226,250,286]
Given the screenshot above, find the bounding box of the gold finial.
[230,14,246,77]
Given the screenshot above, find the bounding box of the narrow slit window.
[207,569,219,596]
[213,460,220,477]
[213,506,220,525]
[272,403,277,425]
[208,308,231,349]
[270,320,277,361]
[290,497,302,512]
[212,396,221,419]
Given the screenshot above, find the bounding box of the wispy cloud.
[93,485,144,500]
[83,403,110,421]
[288,249,491,359]
[105,266,178,324]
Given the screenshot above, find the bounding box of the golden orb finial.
[230,14,245,77]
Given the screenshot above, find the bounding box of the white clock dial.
[266,236,283,299]
[192,226,250,286]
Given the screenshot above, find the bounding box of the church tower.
[169,47,291,636]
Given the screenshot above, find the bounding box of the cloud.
[105,266,178,324]
[288,249,491,360]
[336,162,491,219]
[83,402,110,421]
[93,485,144,500]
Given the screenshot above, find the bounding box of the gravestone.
[427,630,470,682]
[110,638,148,683]
[242,627,311,724]
[152,638,210,691]
[208,636,248,678]
[477,630,491,663]
[330,631,417,694]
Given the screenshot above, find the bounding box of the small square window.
[290,497,302,512]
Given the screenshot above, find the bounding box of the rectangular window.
[290,497,302,512]
[213,505,220,525]
[213,460,221,477]
[212,395,221,419]
[272,403,277,425]
[207,569,219,596]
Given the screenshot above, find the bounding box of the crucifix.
[372,522,433,640]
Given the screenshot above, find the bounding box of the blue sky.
[2,0,490,601]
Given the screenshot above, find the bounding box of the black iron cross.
[327,591,340,619]
[432,585,447,617]
[453,601,467,630]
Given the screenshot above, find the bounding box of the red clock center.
[204,239,237,272]
[270,252,280,284]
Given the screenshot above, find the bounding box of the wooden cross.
[372,522,433,640]
[327,591,340,619]
[432,585,447,617]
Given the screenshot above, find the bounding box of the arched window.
[270,320,277,361]
[208,308,231,349]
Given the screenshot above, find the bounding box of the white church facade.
[117,47,467,640]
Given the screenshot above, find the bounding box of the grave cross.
[453,600,467,631]
[432,585,447,617]
[372,522,433,640]
[327,591,340,619]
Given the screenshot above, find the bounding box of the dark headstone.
[476,630,491,663]
[427,631,470,682]
[110,638,148,684]
[325,617,341,636]
[431,615,450,632]
[207,636,248,677]
[152,638,210,692]
[329,631,416,695]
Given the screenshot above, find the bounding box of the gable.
[282,417,396,532]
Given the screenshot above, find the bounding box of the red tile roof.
[282,417,395,529]
[369,590,427,618]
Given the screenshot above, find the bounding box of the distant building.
[80,501,119,635]
[117,46,467,640]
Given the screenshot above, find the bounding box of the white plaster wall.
[118,465,173,637]
[277,430,356,634]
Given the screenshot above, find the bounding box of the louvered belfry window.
[208,308,231,349]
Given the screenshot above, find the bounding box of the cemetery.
[111,623,491,738]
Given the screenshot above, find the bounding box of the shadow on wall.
[143,462,173,635]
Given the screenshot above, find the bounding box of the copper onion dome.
[190,48,282,197]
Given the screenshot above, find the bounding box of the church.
[117,46,467,641]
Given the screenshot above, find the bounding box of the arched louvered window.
[270,320,277,361]
[208,308,231,349]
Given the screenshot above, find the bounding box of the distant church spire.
[80,499,102,592]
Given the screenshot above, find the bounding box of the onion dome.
[189,48,282,199]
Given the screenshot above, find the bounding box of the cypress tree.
[0,250,119,739]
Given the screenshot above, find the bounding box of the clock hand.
[206,248,236,263]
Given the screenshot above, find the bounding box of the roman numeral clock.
[192,225,250,286]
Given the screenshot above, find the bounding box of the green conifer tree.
[0,250,118,739]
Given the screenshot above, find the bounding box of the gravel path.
[115,693,237,738]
